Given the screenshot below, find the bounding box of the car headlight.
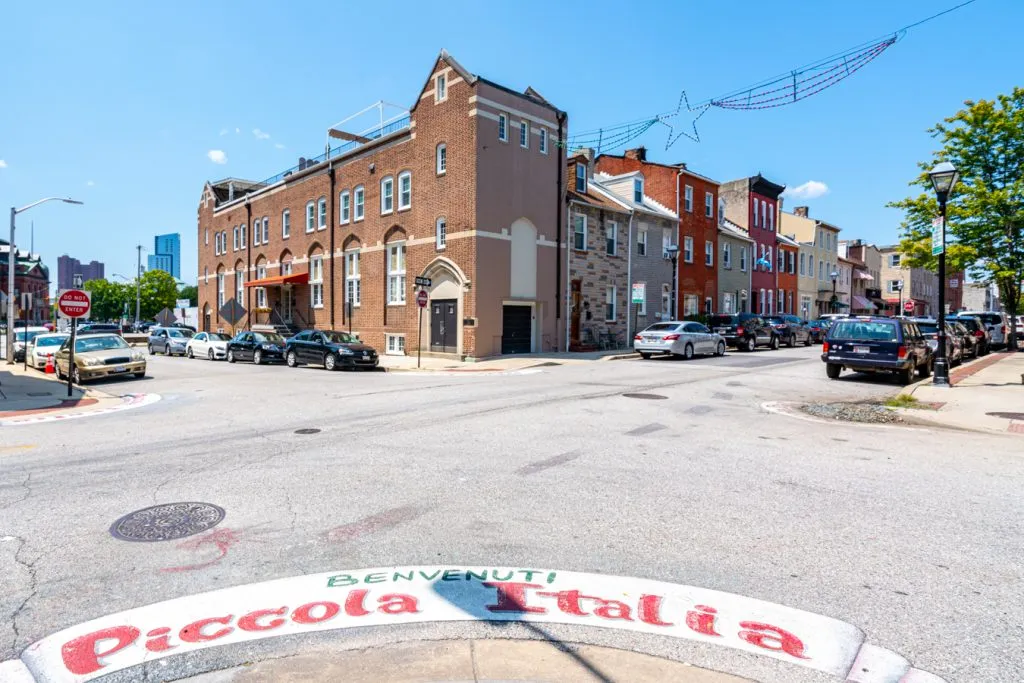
[82,357,104,367]
[131,351,145,361]
[337,347,354,355]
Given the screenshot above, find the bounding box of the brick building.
[719,175,785,315]
[878,246,939,316]
[197,51,567,359]
[776,233,799,315]
[1,240,50,323]
[595,148,719,315]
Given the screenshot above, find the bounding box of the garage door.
[501,305,532,354]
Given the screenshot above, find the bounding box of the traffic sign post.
[904,300,915,314]
[416,289,428,369]
[57,289,91,398]
[21,293,31,371]
[631,283,645,340]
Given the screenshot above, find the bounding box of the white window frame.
[436,143,446,175]
[256,264,267,308]
[305,201,315,233]
[637,283,647,316]
[705,192,713,218]
[281,210,290,239]
[283,259,292,276]
[318,197,327,230]
[767,246,773,272]
[235,268,244,304]
[539,128,548,154]
[759,289,766,315]
[606,220,617,255]
[605,285,616,322]
[398,171,411,210]
[634,178,644,204]
[769,204,774,231]
[777,248,784,272]
[434,73,447,103]
[217,272,225,307]
[387,242,407,304]
[753,201,759,228]
[761,201,767,230]
[740,246,747,272]
[684,185,693,213]
[682,236,693,263]
[637,226,648,256]
[778,289,784,314]
[436,216,447,250]
[723,292,735,314]
[240,222,246,249]
[205,228,209,246]
[386,334,406,355]
[519,119,529,148]
[575,163,586,193]
[766,289,774,315]
[214,232,219,255]
[808,257,814,278]
[573,214,587,251]
[380,176,394,214]
[253,219,261,246]
[310,255,324,308]
[232,226,239,251]
[800,253,806,275]
[354,186,365,221]
[683,294,699,317]
[262,217,269,244]
[661,284,671,319]
[662,229,672,259]
[887,280,901,294]
[204,266,209,283]
[345,251,360,307]
[889,254,901,267]
[340,191,350,224]
[723,242,732,269]
[498,113,508,142]
[705,240,714,267]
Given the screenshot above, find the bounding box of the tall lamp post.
[929,161,959,387]
[830,270,839,314]
[7,197,83,364]
[895,280,904,317]
[665,244,679,319]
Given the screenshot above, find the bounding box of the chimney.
[625,147,647,162]
[298,157,307,170]
[228,182,235,201]
[794,206,809,217]
[572,147,594,162]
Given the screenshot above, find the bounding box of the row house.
[719,175,785,316]
[840,239,884,314]
[717,219,754,314]
[879,246,939,316]
[776,233,799,316]
[836,256,855,311]
[780,207,842,316]
[197,51,568,359]
[595,148,719,317]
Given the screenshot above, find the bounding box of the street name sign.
[931,217,944,256]
[414,276,432,288]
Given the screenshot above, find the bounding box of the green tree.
[889,88,1024,349]
[83,279,131,321]
[138,269,178,319]
[177,284,198,307]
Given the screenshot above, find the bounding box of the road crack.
[0,471,33,511]
[8,535,48,655]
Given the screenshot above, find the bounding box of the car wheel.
[134,371,145,379]
[745,337,756,352]
[787,333,795,348]
[253,350,263,365]
[826,363,841,380]
[325,353,337,371]
[148,344,155,355]
[640,352,652,360]
[897,368,913,385]
[918,359,931,378]
[804,334,812,347]
[770,335,780,350]
[287,351,298,368]
[208,349,215,361]
[55,363,64,380]
[71,367,82,385]
[683,343,694,360]
[716,341,726,356]
[187,347,194,358]
[227,350,236,363]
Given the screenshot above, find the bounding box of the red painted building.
[776,233,799,315]
[719,175,785,315]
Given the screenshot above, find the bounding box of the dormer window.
[435,73,447,103]
[633,178,644,203]
[575,163,586,193]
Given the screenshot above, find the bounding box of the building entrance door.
[430,299,458,353]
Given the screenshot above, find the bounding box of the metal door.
[282,287,294,323]
[501,305,532,354]
[430,299,458,353]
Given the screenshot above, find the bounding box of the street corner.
[6,565,949,683]
[0,391,161,426]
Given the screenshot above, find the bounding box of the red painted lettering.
[291,601,341,624]
[738,622,809,659]
[685,605,721,637]
[637,594,674,627]
[377,593,420,614]
[144,627,175,653]
[238,607,288,632]
[483,582,546,614]
[179,616,234,643]
[537,590,591,616]
[592,599,632,621]
[61,626,141,675]
[345,590,370,617]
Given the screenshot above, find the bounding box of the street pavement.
[1,346,1022,682]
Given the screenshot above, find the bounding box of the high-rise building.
[57,254,105,289]
[148,233,181,279]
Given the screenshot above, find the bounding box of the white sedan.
[633,321,726,360]
[27,333,70,369]
[185,332,231,360]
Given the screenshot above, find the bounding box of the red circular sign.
[903,300,915,312]
[416,290,428,308]
[58,289,91,318]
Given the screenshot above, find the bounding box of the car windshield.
[167,329,191,338]
[829,321,898,341]
[208,333,230,341]
[15,331,41,342]
[254,333,285,343]
[35,336,66,347]
[708,316,736,326]
[765,316,784,323]
[643,323,680,332]
[975,313,1003,325]
[75,335,130,352]
[322,331,359,344]
[917,322,939,335]
[954,319,980,332]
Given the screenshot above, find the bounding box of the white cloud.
[783,180,829,200]
[219,128,229,136]
[86,180,95,186]
[207,149,228,164]
[274,143,286,149]
[253,128,270,140]
[235,127,240,134]
[0,159,7,169]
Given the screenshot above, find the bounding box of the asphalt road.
[1,346,1022,682]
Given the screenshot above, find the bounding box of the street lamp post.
[895,281,904,317]
[665,244,679,320]
[830,270,839,314]
[6,197,83,363]
[928,161,960,387]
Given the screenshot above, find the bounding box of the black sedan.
[284,330,379,370]
[765,315,813,347]
[226,331,287,364]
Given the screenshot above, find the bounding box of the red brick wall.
[777,243,799,315]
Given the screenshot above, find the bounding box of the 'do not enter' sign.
[58,289,92,319]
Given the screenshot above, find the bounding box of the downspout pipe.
[626,209,635,341]
[328,163,336,329]
[245,200,252,330]
[555,111,566,349]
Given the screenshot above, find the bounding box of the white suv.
[959,311,1008,347]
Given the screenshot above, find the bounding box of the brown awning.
[244,272,309,288]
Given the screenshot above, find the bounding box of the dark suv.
[708,313,779,352]
[765,315,812,347]
[822,317,932,384]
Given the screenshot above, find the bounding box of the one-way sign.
[414,276,431,288]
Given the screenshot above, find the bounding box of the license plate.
[114,365,127,372]
[716,328,727,333]
[853,346,870,354]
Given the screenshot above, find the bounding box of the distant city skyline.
[148,233,181,279]
[57,254,104,289]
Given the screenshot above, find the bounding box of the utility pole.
[135,244,142,329]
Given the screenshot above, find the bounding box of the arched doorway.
[203,304,211,333]
[421,257,467,356]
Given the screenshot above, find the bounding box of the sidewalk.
[378,348,633,372]
[0,364,126,421]
[900,351,1024,435]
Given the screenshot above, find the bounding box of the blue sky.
[1,0,1018,287]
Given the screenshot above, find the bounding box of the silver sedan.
[633,321,727,360]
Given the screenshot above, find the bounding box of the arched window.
[436,143,446,175]
[305,201,315,233]
[339,190,350,224]
[398,171,412,210]
[317,197,327,230]
[436,217,447,250]
[380,176,394,214]
[282,209,291,238]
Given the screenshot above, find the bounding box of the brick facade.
[719,175,785,315]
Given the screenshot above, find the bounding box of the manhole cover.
[295,428,321,434]
[110,502,226,542]
[986,412,1024,420]
[622,393,668,400]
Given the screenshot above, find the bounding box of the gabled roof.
[567,183,631,215]
[776,232,800,247]
[594,171,678,220]
[719,218,755,243]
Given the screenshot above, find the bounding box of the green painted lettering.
[546,572,557,584]
[364,573,387,584]
[466,569,488,582]
[491,570,514,581]
[519,570,540,581]
[392,571,415,582]
[418,570,442,581]
[327,574,357,587]
[442,569,461,581]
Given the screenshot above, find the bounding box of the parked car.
[807,319,832,344]
[186,332,231,360]
[134,321,158,333]
[951,315,991,356]
[764,315,812,347]
[148,327,195,356]
[227,331,287,364]
[11,326,48,361]
[819,314,849,322]
[959,311,1008,348]
[633,321,726,360]
[708,313,779,352]
[55,333,146,383]
[77,322,123,336]
[913,319,962,367]
[285,330,380,370]
[822,317,932,385]
[26,332,70,369]
[950,321,978,360]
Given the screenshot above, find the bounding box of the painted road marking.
[0,393,161,427]
[9,566,946,683]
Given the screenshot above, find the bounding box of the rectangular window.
[435,73,447,102]
[436,144,446,175]
[723,242,732,269]
[723,292,735,313]
[282,260,292,275]
[761,201,767,230]
[398,172,411,209]
[740,246,747,272]
[262,217,269,244]
[310,256,323,308]
[606,221,617,255]
[662,229,672,259]
[889,254,901,267]
[340,191,350,223]
[684,294,699,317]
[778,289,784,314]
[280,209,290,239]
[637,226,648,256]
[354,186,364,220]
[318,197,327,229]
[705,240,714,266]
[253,219,260,246]
[387,243,406,304]
[636,283,647,316]
[888,279,901,293]
[661,284,671,319]
[436,217,447,250]
[214,232,219,255]
[381,177,394,214]
[235,269,244,304]
[306,201,315,233]
[233,226,239,251]
[808,258,814,278]
[800,253,806,275]
[769,204,774,231]
[386,334,406,355]
[575,163,586,192]
[788,251,795,274]
[684,185,693,213]
[217,272,225,307]
[683,236,694,263]
[256,265,267,308]
[705,192,713,218]
[240,222,246,248]
[520,120,529,148]
[498,113,508,141]
[345,252,360,307]
[605,286,616,322]
[818,260,824,280]
[573,214,587,250]
[766,247,773,272]
[777,248,784,272]
[753,201,759,228]
[539,128,548,154]
[633,178,644,203]
[205,228,209,246]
